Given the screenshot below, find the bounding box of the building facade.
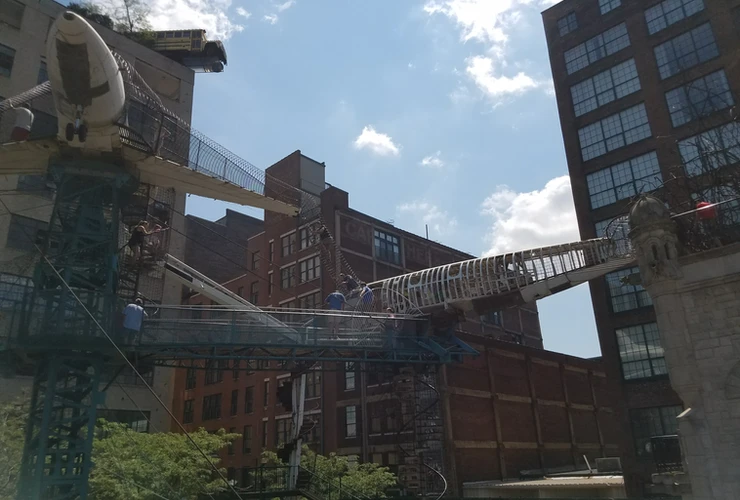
[170,151,622,494]
[0,0,196,432]
[542,0,740,493]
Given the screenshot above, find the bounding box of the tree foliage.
[0,396,27,500]
[89,422,239,500]
[261,446,397,500]
[66,0,156,48]
[67,2,114,29]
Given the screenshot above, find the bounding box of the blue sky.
[136,0,600,358]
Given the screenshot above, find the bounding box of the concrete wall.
[0,0,195,433]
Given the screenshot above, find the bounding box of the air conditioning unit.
[595,457,622,473]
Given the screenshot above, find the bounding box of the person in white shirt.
[122,298,148,343]
[10,102,34,142]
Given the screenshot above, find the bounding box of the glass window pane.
[565,23,630,75]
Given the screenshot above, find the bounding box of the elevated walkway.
[372,237,634,314]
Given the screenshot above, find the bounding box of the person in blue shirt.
[122,298,148,343]
[359,283,374,307]
[325,290,346,334]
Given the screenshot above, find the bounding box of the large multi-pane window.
[586,151,661,209]
[183,399,194,424]
[645,0,705,35]
[299,291,321,309]
[345,406,357,438]
[571,59,640,117]
[654,23,718,80]
[299,227,316,250]
[578,104,651,161]
[276,418,292,447]
[630,406,683,457]
[202,393,222,420]
[6,215,47,251]
[250,281,259,303]
[595,217,630,238]
[204,360,225,385]
[244,386,254,413]
[599,0,621,14]
[665,70,733,127]
[251,251,260,271]
[0,43,16,77]
[281,232,296,257]
[305,370,321,399]
[242,425,253,454]
[606,267,653,312]
[344,362,356,390]
[299,256,320,282]
[678,121,740,176]
[97,409,150,433]
[557,12,578,37]
[616,322,667,380]
[185,368,196,389]
[564,23,629,75]
[374,230,401,264]
[281,265,296,289]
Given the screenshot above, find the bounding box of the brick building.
[542,0,740,493]
[184,210,263,285]
[170,151,620,494]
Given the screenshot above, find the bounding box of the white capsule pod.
[46,11,125,151]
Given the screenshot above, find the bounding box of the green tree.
[67,2,114,29]
[89,422,239,500]
[0,396,27,500]
[261,446,397,500]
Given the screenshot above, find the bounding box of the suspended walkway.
[372,236,634,314]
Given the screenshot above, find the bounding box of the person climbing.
[121,298,148,344]
[126,220,163,263]
[340,273,360,297]
[9,102,34,142]
[359,282,374,308]
[325,289,346,334]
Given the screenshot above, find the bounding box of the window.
[616,322,667,380]
[202,393,222,420]
[564,23,629,75]
[281,232,296,257]
[557,12,577,37]
[250,281,259,303]
[242,425,253,453]
[599,0,621,14]
[0,0,24,29]
[344,362,356,390]
[299,256,320,283]
[374,229,401,265]
[185,368,196,389]
[244,386,254,413]
[97,409,150,433]
[204,360,224,385]
[388,452,399,466]
[241,468,252,487]
[6,215,48,252]
[586,151,661,209]
[227,467,235,481]
[481,310,501,326]
[183,399,194,423]
[261,420,268,447]
[595,217,629,238]
[263,381,270,407]
[606,267,653,312]
[276,418,292,447]
[303,416,321,445]
[115,365,155,386]
[228,427,236,454]
[251,251,260,271]
[305,370,321,399]
[280,266,295,289]
[230,389,239,416]
[678,121,740,176]
[645,0,705,35]
[630,405,682,457]
[299,227,316,249]
[258,359,269,370]
[570,59,640,117]
[268,272,274,295]
[233,360,240,380]
[578,103,651,161]
[299,291,321,309]
[654,23,718,80]
[0,43,15,77]
[345,406,357,438]
[269,241,274,262]
[0,273,32,309]
[665,70,733,127]
[37,60,47,84]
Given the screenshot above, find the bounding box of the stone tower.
[628,194,740,500]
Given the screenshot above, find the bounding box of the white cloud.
[481,176,579,256]
[276,0,295,12]
[423,0,518,45]
[353,126,400,156]
[466,55,540,98]
[420,151,444,168]
[235,7,251,18]
[263,14,279,24]
[398,202,458,236]
[125,0,244,40]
